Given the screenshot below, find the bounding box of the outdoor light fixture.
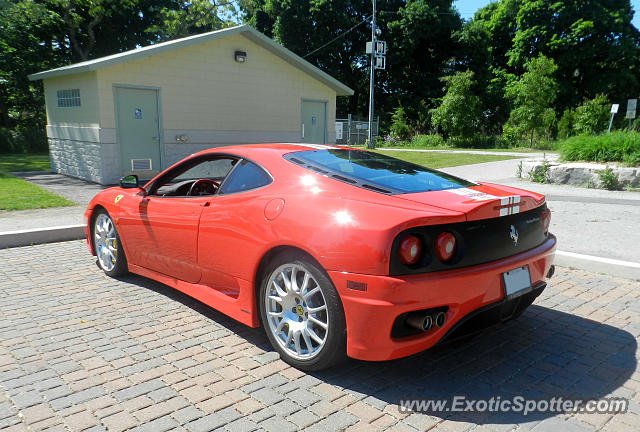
[234,50,247,63]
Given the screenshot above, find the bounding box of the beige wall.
[43,72,100,128]
[96,34,336,138]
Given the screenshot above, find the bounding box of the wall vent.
[131,159,152,171]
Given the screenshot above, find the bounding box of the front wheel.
[259,253,346,371]
[93,210,128,277]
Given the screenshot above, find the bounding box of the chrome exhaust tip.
[434,311,446,328]
[406,313,433,332]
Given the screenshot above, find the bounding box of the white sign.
[335,122,343,140]
[611,104,619,114]
[356,123,368,130]
[375,41,387,54]
[374,55,386,70]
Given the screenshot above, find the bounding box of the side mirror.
[119,175,139,189]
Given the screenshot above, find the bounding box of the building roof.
[28,25,354,96]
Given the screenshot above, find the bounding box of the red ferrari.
[85,144,556,370]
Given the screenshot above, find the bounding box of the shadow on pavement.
[13,172,108,206]
[121,272,636,425]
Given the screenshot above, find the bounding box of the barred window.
[56,89,81,108]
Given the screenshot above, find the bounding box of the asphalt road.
[439,157,640,267]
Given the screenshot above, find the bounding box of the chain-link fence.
[336,115,379,146]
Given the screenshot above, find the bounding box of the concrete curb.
[554,251,640,281]
[0,225,85,249]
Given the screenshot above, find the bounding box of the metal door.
[115,87,161,175]
[301,100,327,144]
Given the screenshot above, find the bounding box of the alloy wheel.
[264,263,329,360]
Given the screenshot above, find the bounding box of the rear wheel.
[93,210,128,277]
[259,252,346,371]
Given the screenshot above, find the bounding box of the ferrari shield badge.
[114,195,124,205]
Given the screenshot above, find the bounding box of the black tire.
[92,210,128,277]
[258,251,347,371]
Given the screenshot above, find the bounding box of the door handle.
[301,123,305,139]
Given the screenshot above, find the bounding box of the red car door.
[118,195,208,284]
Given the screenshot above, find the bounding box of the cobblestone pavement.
[1,241,640,432]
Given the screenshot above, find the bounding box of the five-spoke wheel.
[259,253,346,370]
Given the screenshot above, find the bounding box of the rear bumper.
[328,234,556,361]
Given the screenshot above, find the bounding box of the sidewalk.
[0,172,107,248]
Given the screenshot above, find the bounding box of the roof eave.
[27,25,355,96]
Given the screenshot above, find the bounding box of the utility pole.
[367,0,376,149]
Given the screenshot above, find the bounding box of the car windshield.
[284,149,475,194]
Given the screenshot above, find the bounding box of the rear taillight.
[541,208,551,234]
[398,235,422,265]
[435,232,456,262]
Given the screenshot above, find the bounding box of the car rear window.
[284,149,475,194]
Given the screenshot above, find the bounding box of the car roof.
[194,143,344,157]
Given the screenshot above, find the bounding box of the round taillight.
[541,208,551,233]
[435,232,456,262]
[398,235,422,265]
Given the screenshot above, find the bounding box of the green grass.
[558,131,640,166]
[359,144,556,154]
[0,153,74,211]
[0,153,52,172]
[373,150,519,168]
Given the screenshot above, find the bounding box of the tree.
[381,0,463,123]
[239,0,375,117]
[0,1,66,129]
[388,106,411,141]
[239,0,463,124]
[503,55,558,147]
[507,0,640,110]
[430,70,480,139]
[0,0,236,134]
[149,0,238,40]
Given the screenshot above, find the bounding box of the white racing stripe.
[448,188,499,201]
[556,250,640,269]
[282,143,339,150]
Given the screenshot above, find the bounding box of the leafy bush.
[573,94,610,135]
[597,166,621,190]
[0,128,48,154]
[559,131,640,165]
[410,134,445,148]
[448,134,509,149]
[14,128,48,153]
[557,108,575,139]
[528,157,550,183]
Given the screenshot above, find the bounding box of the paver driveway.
[1,241,639,432]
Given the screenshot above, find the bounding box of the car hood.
[394,183,546,221]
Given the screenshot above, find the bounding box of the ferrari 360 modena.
[85,144,556,370]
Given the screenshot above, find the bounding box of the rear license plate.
[502,265,532,299]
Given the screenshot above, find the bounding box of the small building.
[29,25,353,185]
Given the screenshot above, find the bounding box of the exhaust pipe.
[434,311,446,328]
[406,312,433,332]
[547,265,555,279]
